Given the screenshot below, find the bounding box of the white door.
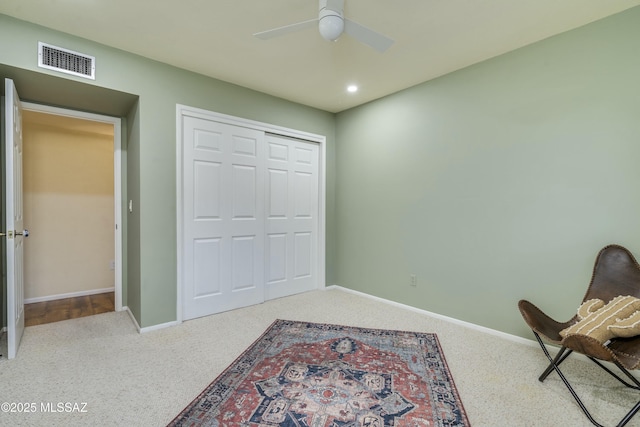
[4,78,26,359]
[182,117,265,320]
[265,134,319,300]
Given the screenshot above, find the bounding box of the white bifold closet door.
[182,117,319,321]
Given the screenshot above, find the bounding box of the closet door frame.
[175,105,326,323]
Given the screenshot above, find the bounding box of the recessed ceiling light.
[347,85,358,93]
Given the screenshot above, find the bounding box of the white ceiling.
[1,0,639,113]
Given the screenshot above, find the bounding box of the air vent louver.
[38,42,95,80]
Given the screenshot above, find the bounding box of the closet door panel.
[183,117,264,320]
[265,134,319,300]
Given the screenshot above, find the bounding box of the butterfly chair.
[519,244,640,427]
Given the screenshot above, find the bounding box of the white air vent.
[38,42,95,80]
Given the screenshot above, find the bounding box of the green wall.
[335,7,640,337]
[0,14,336,328]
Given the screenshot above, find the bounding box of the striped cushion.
[560,295,640,343]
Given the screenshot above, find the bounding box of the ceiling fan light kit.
[318,0,344,41]
[253,0,394,53]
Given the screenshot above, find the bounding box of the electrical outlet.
[410,274,417,287]
[109,260,116,270]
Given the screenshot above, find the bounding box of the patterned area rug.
[168,319,469,426]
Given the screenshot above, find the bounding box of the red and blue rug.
[168,319,469,426]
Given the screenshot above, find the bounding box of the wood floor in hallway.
[24,292,115,326]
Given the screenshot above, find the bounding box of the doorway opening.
[21,103,122,326]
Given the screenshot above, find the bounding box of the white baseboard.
[125,306,141,332]
[327,285,540,348]
[327,286,601,368]
[124,306,178,334]
[140,320,179,333]
[25,287,115,304]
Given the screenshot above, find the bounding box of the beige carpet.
[0,288,638,426]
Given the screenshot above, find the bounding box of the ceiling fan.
[253,0,394,53]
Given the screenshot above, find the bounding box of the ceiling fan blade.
[343,19,394,53]
[253,19,318,40]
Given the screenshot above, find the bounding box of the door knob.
[0,229,29,238]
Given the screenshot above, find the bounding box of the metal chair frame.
[532,331,640,427]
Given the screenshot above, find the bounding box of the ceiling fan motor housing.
[319,0,344,41]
